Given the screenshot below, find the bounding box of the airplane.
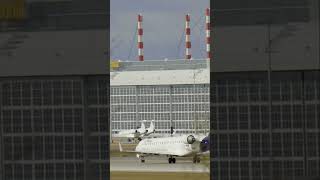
[143,125,176,139]
[118,133,208,164]
[113,120,155,141]
[144,120,156,136]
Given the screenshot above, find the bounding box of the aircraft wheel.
[172,158,176,164]
[196,157,200,163]
[193,157,197,164]
[168,158,172,164]
[141,159,145,163]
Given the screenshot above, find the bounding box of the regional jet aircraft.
[113,120,155,141]
[119,133,209,164]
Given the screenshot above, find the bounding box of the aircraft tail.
[149,120,155,132]
[144,120,155,136]
[140,121,146,131]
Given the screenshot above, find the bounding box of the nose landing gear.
[137,154,145,163]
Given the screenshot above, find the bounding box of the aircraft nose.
[200,136,210,152]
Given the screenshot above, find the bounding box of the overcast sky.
[111,0,210,61]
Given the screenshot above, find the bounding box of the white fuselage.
[135,135,200,156]
[114,129,143,138]
[114,122,155,139]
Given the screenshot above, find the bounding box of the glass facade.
[0,0,108,179]
[111,84,210,134]
[0,76,108,180]
[211,71,320,180]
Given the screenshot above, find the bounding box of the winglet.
[118,142,123,152]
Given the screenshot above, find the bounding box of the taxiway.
[110,157,209,173]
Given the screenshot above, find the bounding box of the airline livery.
[119,133,209,164]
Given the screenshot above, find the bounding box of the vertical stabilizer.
[140,121,146,132]
[149,120,155,132]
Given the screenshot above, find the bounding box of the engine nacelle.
[184,135,196,144]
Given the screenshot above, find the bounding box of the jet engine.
[185,135,196,144]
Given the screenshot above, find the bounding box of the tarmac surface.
[110,156,209,173]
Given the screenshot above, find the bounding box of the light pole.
[265,22,274,179]
[193,67,197,134]
[263,20,298,179]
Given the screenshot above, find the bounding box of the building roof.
[111,59,209,72]
[110,59,210,86]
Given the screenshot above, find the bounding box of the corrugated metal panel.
[110,68,210,86]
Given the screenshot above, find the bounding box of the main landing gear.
[192,156,200,164]
[168,156,176,164]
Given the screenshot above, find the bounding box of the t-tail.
[145,120,155,136]
[134,121,146,138]
[140,121,146,133]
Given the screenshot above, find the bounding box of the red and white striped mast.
[185,14,191,60]
[137,14,144,61]
[205,8,210,60]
